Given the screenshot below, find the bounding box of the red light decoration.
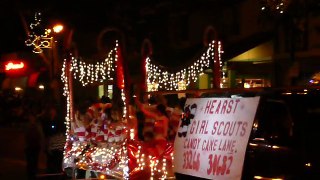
[4,61,28,77]
[5,61,25,71]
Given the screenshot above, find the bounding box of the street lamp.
[50,23,65,78]
[53,24,64,33]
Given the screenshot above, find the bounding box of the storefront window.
[236,78,270,88]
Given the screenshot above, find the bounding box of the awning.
[229,41,273,63]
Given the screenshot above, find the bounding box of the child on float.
[167,97,186,142]
[73,100,92,142]
[73,98,112,142]
[96,97,113,142]
[134,95,169,157]
[140,94,158,141]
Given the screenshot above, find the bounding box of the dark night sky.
[0,0,130,55]
[0,1,170,57]
[0,1,27,54]
[0,0,242,68]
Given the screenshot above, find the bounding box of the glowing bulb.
[99,174,105,179]
[39,84,45,90]
[53,24,64,33]
[15,87,23,91]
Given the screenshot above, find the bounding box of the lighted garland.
[70,47,116,86]
[146,40,223,91]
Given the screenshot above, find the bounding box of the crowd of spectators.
[0,87,66,179]
[0,88,63,127]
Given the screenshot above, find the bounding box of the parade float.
[59,35,232,179]
[60,41,175,179]
[60,36,261,180]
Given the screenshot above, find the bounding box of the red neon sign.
[5,62,25,71]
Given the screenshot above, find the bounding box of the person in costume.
[134,95,169,157]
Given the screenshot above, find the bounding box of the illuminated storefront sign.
[2,61,28,78]
[5,62,25,71]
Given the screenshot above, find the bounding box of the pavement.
[0,124,47,180]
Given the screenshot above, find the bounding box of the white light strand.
[133,145,173,179]
[61,55,72,162]
[69,45,117,86]
[61,41,131,179]
[260,0,290,14]
[63,141,129,179]
[146,40,223,91]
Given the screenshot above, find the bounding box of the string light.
[61,41,131,179]
[146,40,224,91]
[25,12,53,53]
[70,46,116,86]
[63,140,129,179]
[260,0,290,14]
[133,145,173,179]
[61,57,71,137]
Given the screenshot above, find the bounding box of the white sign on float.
[174,97,260,180]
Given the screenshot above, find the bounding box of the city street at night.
[1,0,320,180]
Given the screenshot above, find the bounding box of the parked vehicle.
[175,86,320,179]
[241,87,320,180]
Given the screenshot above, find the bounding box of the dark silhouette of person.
[136,111,145,141]
[25,111,44,180]
[46,118,66,177]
